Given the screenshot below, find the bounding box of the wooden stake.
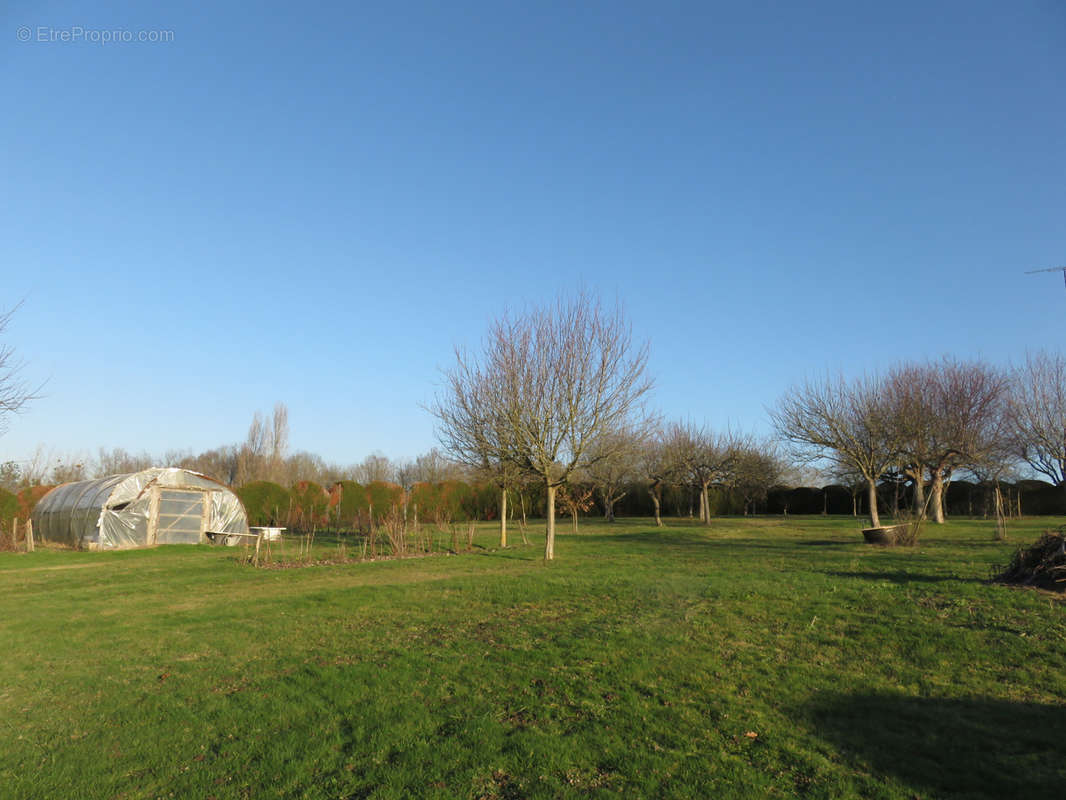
[254,528,263,567]
[26,519,35,553]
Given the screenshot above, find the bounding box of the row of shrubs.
[225,476,1066,530]
[238,479,505,531]
[2,477,1062,542]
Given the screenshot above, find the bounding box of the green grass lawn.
[2,516,1065,799]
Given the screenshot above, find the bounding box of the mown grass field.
[1,516,1064,799]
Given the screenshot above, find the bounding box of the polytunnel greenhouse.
[32,467,249,549]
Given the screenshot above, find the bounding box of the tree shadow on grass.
[793,539,854,548]
[824,570,979,585]
[583,531,717,548]
[805,691,1066,799]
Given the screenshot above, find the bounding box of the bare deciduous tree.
[432,293,652,560]
[731,438,784,516]
[885,358,1009,523]
[429,358,518,547]
[556,481,595,534]
[95,447,155,478]
[354,452,394,485]
[0,305,41,437]
[667,422,736,526]
[586,427,647,522]
[411,448,457,484]
[1008,351,1066,490]
[268,403,290,483]
[771,374,896,527]
[639,430,673,527]
[175,445,240,485]
[235,403,291,485]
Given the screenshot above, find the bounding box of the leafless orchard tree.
[0,305,41,437]
[731,438,785,516]
[429,349,519,547]
[885,358,1009,523]
[666,422,736,526]
[432,293,652,560]
[586,425,650,522]
[1007,351,1066,492]
[639,429,673,527]
[770,373,896,527]
[827,465,871,518]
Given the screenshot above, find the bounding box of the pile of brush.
[993,528,1066,591]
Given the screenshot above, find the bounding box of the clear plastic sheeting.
[32,467,249,550]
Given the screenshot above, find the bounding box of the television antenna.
[1025,265,1066,289]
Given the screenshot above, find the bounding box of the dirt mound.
[993,529,1066,591]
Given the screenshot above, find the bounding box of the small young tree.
[432,293,652,560]
[556,481,595,533]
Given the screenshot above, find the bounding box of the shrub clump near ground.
[16,485,52,520]
[365,480,404,523]
[993,527,1066,591]
[289,481,329,530]
[0,488,17,550]
[236,481,290,527]
[328,480,368,529]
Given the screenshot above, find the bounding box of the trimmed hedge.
[290,481,329,530]
[236,481,290,527]
[329,480,369,528]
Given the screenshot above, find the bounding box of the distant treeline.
[3,478,1062,538]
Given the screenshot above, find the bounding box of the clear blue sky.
[1,0,1063,468]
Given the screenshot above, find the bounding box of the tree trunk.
[650,487,662,527]
[605,498,615,523]
[866,478,881,527]
[701,483,712,526]
[571,508,578,534]
[994,481,1006,541]
[930,472,945,524]
[499,488,507,548]
[545,484,556,560]
[912,473,926,519]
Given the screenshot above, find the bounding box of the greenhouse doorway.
[151,487,208,544]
